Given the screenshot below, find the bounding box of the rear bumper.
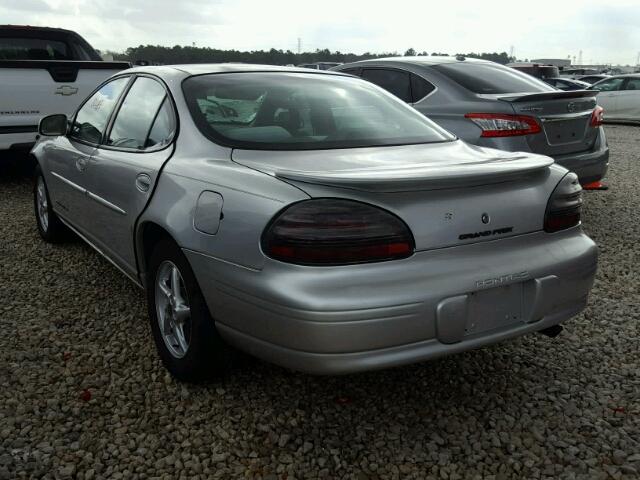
[552,127,609,185]
[477,127,609,185]
[185,228,597,374]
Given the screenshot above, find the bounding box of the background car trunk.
[233,141,565,252]
[499,91,599,157]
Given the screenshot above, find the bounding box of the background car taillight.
[464,113,542,137]
[262,199,415,265]
[590,105,604,127]
[544,172,583,233]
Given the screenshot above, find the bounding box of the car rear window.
[0,37,71,60]
[433,63,554,94]
[182,72,455,150]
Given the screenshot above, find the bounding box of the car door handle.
[75,156,89,172]
[136,173,152,192]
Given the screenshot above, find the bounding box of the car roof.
[596,73,640,80]
[133,63,347,76]
[340,56,495,67]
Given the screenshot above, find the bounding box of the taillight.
[262,199,414,266]
[590,105,604,127]
[544,172,583,233]
[465,113,542,137]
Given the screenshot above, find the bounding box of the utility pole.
[578,50,583,65]
[637,52,640,66]
[509,45,514,60]
[297,38,301,55]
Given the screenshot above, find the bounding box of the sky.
[1,0,639,65]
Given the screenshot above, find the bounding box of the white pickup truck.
[0,25,130,155]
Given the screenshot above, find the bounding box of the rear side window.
[107,77,168,150]
[341,68,361,76]
[146,99,176,148]
[433,63,553,94]
[592,78,625,92]
[623,78,640,91]
[71,77,129,144]
[0,37,71,60]
[362,69,412,102]
[411,74,435,102]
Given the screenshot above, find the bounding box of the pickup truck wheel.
[34,167,68,243]
[147,239,231,382]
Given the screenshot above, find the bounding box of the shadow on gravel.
[0,150,36,180]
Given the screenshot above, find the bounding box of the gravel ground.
[1,126,639,480]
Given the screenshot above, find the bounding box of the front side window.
[71,77,129,144]
[433,63,554,94]
[591,78,624,92]
[108,77,168,149]
[361,69,412,102]
[183,72,454,151]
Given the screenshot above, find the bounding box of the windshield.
[433,63,555,94]
[182,72,455,150]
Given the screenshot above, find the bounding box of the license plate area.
[465,283,524,336]
[542,116,589,145]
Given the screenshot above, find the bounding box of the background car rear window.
[107,77,168,150]
[433,63,554,94]
[361,69,412,102]
[182,73,454,151]
[0,37,70,60]
[71,77,129,144]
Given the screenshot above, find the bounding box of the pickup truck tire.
[146,238,231,382]
[34,165,68,243]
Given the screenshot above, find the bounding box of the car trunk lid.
[233,141,562,251]
[490,90,599,157]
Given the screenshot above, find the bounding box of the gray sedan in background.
[332,57,609,185]
[32,64,597,381]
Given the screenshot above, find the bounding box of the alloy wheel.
[36,176,49,232]
[155,260,192,358]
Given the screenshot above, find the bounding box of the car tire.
[34,166,69,243]
[147,238,231,382]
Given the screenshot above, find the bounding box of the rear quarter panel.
[136,153,310,277]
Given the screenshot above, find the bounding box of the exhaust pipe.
[538,325,563,338]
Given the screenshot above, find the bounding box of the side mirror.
[39,114,68,136]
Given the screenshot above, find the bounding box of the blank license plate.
[465,284,524,336]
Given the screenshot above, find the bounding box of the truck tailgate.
[0,60,129,147]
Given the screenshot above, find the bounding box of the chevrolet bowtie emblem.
[55,85,79,96]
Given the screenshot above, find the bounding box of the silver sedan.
[32,64,597,381]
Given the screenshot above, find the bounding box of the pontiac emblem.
[55,85,79,96]
[481,212,490,224]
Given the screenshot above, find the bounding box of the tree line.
[111,45,514,66]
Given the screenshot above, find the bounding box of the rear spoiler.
[275,156,555,192]
[494,90,597,103]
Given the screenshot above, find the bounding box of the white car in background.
[590,74,640,122]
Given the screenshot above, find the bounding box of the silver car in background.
[589,74,640,122]
[32,65,597,381]
[332,57,609,185]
